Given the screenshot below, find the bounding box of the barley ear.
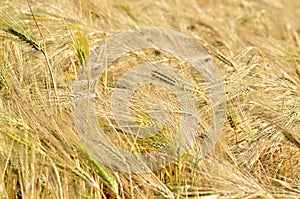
[0,9,42,51]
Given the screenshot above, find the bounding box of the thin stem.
[26,0,61,113]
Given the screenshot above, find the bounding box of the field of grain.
[0,0,299,198]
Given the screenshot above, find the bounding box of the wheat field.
[0,0,299,198]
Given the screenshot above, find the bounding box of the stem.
[26,0,61,113]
